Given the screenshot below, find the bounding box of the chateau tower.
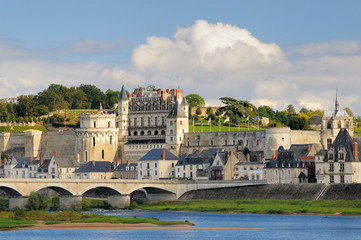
[117,85,129,161]
[166,101,189,155]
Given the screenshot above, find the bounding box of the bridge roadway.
[0,179,266,210]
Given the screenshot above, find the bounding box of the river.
[1,210,361,239]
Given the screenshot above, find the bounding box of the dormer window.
[328,153,334,160]
[339,152,345,160]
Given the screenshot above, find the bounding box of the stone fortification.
[0,130,76,158]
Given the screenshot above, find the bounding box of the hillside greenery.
[0,83,356,132]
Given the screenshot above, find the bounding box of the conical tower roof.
[118,85,128,101]
[168,101,188,118]
[180,95,188,106]
[98,102,103,112]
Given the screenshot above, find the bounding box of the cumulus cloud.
[1,20,361,114]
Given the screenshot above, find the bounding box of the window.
[51,168,55,173]
[155,163,157,168]
[155,170,157,175]
[340,163,344,172]
[162,117,165,126]
[141,117,144,127]
[329,163,334,172]
[170,129,173,134]
[148,117,151,126]
[180,120,182,125]
[340,175,345,183]
[102,149,104,159]
[147,163,150,169]
[170,137,173,142]
[93,137,96,147]
[211,140,213,146]
[170,121,173,126]
[85,152,88,161]
[94,121,96,128]
[339,152,344,160]
[155,117,158,126]
[108,121,111,128]
[110,136,113,144]
[330,175,334,183]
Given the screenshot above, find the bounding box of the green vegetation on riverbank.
[0,210,193,231]
[130,199,361,215]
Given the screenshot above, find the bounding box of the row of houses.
[1,128,360,184]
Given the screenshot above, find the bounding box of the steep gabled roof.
[266,146,305,168]
[38,159,51,173]
[329,128,361,162]
[118,85,128,101]
[139,149,178,161]
[114,163,137,171]
[180,95,188,106]
[74,161,113,173]
[309,115,322,125]
[289,144,320,158]
[167,101,187,119]
[53,156,80,168]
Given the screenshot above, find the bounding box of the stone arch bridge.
[0,179,266,210]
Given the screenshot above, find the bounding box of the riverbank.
[130,199,361,215]
[0,210,194,231]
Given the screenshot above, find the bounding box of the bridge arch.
[128,185,176,195]
[33,184,76,196]
[0,185,24,196]
[79,184,123,196]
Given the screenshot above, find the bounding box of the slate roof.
[323,110,349,118]
[327,128,361,162]
[176,154,188,166]
[114,163,137,171]
[309,115,322,125]
[139,149,178,161]
[176,148,225,166]
[266,146,305,168]
[118,85,128,101]
[180,95,188,106]
[235,161,263,166]
[53,156,80,168]
[167,101,187,118]
[13,157,31,169]
[38,159,51,173]
[74,161,113,173]
[289,144,320,158]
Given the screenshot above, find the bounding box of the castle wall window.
[141,131,144,135]
[327,122,332,129]
[330,175,334,183]
[93,137,96,147]
[147,130,151,135]
[102,149,104,159]
[155,130,159,135]
[110,136,113,144]
[94,121,96,128]
[85,152,88,161]
[170,129,173,134]
[155,117,158,127]
[161,130,165,135]
[134,131,138,136]
[338,121,341,128]
[211,140,213,146]
[329,163,334,172]
[340,163,344,172]
[170,137,173,142]
[180,120,182,125]
[170,121,173,126]
[162,117,165,126]
[108,121,111,128]
[340,175,345,183]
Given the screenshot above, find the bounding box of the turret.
[166,101,188,155]
[117,85,129,139]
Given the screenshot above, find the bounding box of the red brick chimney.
[275,150,278,159]
[259,155,262,162]
[162,150,165,160]
[40,155,44,166]
[327,138,332,150]
[76,153,80,163]
[307,144,311,153]
[127,159,130,166]
[247,153,250,162]
[353,138,358,161]
[30,156,33,163]
[118,158,122,165]
[54,150,58,156]
[272,155,274,160]
[108,165,112,172]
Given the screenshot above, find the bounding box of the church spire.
[335,88,339,113]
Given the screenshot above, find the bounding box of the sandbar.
[22,222,260,231]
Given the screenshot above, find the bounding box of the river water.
[1,210,361,239]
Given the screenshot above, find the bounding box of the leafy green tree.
[105,89,120,109]
[195,107,202,115]
[286,104,296,115]
[219,97,258,123]
[258,105,276,120]
[145,85,156,91]
[344,107,354,117]
[206,107,213,115]
[28,192,51,210]
[186,94,205,107]
[78,84,106,109]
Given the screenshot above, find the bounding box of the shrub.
[28,192,51,210]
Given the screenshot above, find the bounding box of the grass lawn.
[131,199,361,215]
[0,126,48,133]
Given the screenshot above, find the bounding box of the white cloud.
[1,20,361,115]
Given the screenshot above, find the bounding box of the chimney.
[327,138,332,150]
[30,156,33,163]
[40,155,44,166]
[162,150,165,160]
[76,153,80,163]
[247,153,250,162]
[275,150,278,159]
[127,159,130,166]
[108,165,112,172]
[227,151,230,159]
[54,150,58,156]
[353,138,359,161]
[259,155,262,162]
[272,155,274,160]
[193,148,197,153]
[307,144,311,153]
[118,158,122,165]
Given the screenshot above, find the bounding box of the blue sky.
[1,0,361,114]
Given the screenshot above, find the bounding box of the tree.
[286,104,296,115]
[78,84,106,109]
[195,107,202,115]
[28,192,51,210]
[105,89,120,109]
[344,107,354,118]
[145,85,156,91]
[186,94,205,107]
[219,97,258,123]
[206,107,213,115]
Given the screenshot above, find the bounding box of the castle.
[0,87,353,163]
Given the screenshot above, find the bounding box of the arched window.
[94,121,96,128]
[147,130,151,135]
[108,121,111,128]
[102,149,104,159]
[134,131,138,136]
[141,131,145,135]
[161,130,166,135]
[110,136,113,144]
[92,137,96,147]
[327,121,332,129]
[154,130,159,135]
[338,121,341,128]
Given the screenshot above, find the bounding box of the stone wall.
[290,130,321,145]
[179,184,325,200]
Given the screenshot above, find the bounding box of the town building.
[264,146,308,184]
[137,149,178,180]
[234,161,264,180]
[73,161,114,180]
[113,160,138,179]
[315,128,361,184]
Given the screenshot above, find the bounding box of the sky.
[1,0,361,114]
